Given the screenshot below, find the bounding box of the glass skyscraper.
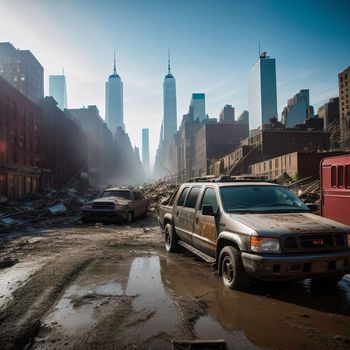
[162,50,177,144]
[105,53,124,135]
[248,52,277,131]
[142,128,150,175]
[49,75,67,110]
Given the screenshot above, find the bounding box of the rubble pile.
[141,180,177,213]
[0,188,98,233]
[286,177,320,205]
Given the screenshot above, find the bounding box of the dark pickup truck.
[158,176,350,290]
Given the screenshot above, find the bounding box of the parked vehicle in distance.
[321,154,350,226]
[158,176,350,290]
[81,188,148,223]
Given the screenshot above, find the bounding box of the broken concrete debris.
[0,188,99,232]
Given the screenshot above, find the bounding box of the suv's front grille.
[282,233,347,253]
[92,202,115,210]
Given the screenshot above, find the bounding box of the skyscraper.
[162,50,177,144]
[189,93,206,121]
[0,42,43,102]
[281,89,310,128]
[105,52,124,135]
[142,128,150,175]
[49,74,67,110]
[219,104,235,123]
[248,52,277,131]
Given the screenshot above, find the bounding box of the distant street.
[0,216,350,350]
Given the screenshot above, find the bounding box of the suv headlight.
[347,234,350,248]
[82,203,93,210]
[251,236,281,253]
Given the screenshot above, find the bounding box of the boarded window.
[184,187,201,208]
[331,166,336,187]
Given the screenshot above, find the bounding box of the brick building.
[249,151,345,180]
[0,76,40,199]
[194,122,248,176]
[339,66,350,148]
[38,97,88,189]
[209,125,331,176]
[0,42,44,103]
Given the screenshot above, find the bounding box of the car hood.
[229,212,349,236]
[93,197,131,205]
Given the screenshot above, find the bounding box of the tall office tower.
[281,89,310,128]
[248,52,277,131]
[339,66,350,148]
[49,74,67,110]
[237,110,249,126]
[0,42,44,102]
[142,128,150,175]
[105,52,124,135]
[219,104,235,123]
[318,97,339,130]
[162,50,177,144]
[189,93,206,121]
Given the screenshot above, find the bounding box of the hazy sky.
[1,0,349,166]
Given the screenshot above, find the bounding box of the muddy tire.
[219,246,251,291]
[164,223,179,253]
[126,212,133,224]
[312,275,344,285]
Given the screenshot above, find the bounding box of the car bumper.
[81,209,128,222]
[241,250,350,281]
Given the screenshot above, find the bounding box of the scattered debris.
[141,180,177,213]
[0,256,18,269]
[172,339,227,350]
[0,188,99,233]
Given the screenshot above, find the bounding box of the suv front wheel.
[220,246,251,291]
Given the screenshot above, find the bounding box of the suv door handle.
[195,217,199,224]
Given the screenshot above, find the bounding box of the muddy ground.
[0,216,350,350]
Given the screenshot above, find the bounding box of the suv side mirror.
[202,205,215,216]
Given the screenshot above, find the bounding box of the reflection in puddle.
[33,254,350,350]
[195,316,262,350]
[126,256,179,336]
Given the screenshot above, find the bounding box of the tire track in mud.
[0,255,94,350]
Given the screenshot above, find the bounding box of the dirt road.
[0,216,350,350]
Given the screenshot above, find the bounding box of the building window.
[331,166,336,187]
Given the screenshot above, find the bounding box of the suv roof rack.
[187,175,217,183]
[186,175,271,183]
[212,175,268,182]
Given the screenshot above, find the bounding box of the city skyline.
[1,0,349,165]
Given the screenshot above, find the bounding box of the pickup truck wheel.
[164,223,179,253]
[220,246,250,291]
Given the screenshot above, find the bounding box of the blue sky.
[1,0,349,165]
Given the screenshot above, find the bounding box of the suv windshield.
[101,190,131,200]
[220,185,310,213]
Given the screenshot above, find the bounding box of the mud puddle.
[33,252,350,350]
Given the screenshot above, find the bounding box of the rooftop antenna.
[258,42,261,57]
[113,48,117,75]
[62,67,64,75]
[168,48,171,74]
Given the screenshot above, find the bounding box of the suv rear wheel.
[220,246,251,290]
[164,223,179,253]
